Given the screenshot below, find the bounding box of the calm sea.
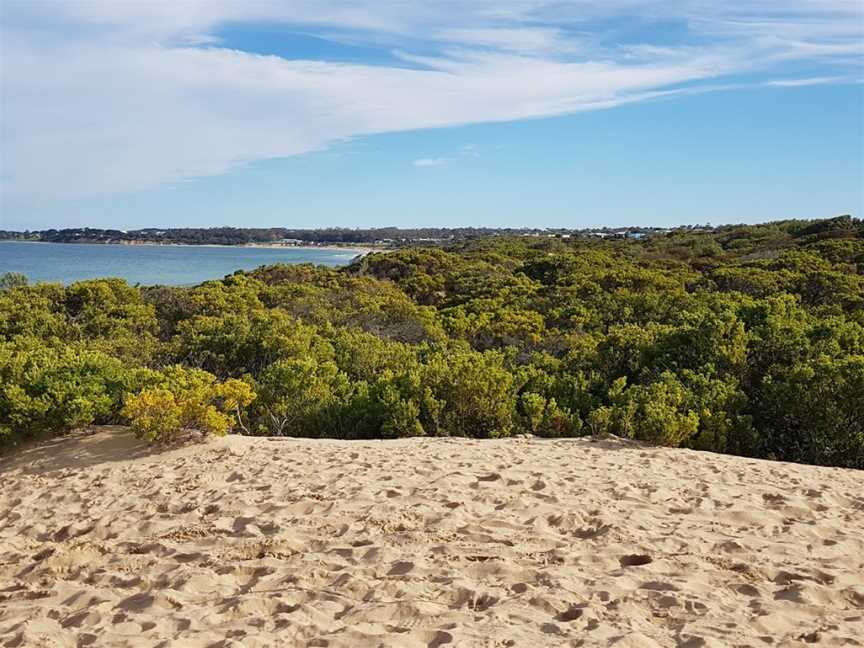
[0,241,364,286]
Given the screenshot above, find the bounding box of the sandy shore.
[2,240,384,255]
[1,428,862,647]
[239,243,384,254]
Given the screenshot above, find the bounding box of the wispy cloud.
[1,0,861,201]
[435,27,580,55]
[413,145,481,168]
[765,76,853,87]
[413,158,448,167]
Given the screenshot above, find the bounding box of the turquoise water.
[0,241,363,286]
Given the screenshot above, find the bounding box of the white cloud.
[765,76,851,87]
[435,27,580,55]
[413,158,448,167]
[414,145,482,168]
[1,39,736,200]
[1,0,861,203]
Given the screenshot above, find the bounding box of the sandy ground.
[0,428,862,648]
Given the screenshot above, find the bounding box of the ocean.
[0,241,364,286]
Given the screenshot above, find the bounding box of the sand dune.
[1,428,862,647]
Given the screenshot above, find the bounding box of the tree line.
[1,216,862,467]
[1,225,673,246]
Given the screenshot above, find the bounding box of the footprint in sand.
[735,584,760,597]
[619,554,653,567]
[762,493,787,507]
[555,605,584,622]
[388,561,414,576]
[641,581,679,592]
[426,630,454,647]
[114,592,155,612]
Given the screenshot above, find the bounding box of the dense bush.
[122,366,255,442]
[1,217,862,467]
[0,339,138,444]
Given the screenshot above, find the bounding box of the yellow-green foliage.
[121,388,183,441]
[121,366,255,442]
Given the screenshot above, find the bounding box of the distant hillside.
[2,223,704,247]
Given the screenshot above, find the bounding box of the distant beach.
[3,239,383,254]
[237,242,383,253]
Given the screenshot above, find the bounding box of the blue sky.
[1,1,862,230]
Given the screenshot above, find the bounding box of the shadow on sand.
[0,426,205,475]
[0,427,647,478]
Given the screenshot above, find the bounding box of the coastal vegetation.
[1,216,862,467]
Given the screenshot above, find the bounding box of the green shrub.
[0,273,28,290]
[519,392,582,437]
[754,355,864,468]
[345,369,443,438]
[424,349,517,438]
[122,366,255,442]
[600,375,700,446]
[0,340,132,445]
[250,357,349,437]
[3,219,862,467]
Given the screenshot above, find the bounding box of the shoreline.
[0,239,387,255]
